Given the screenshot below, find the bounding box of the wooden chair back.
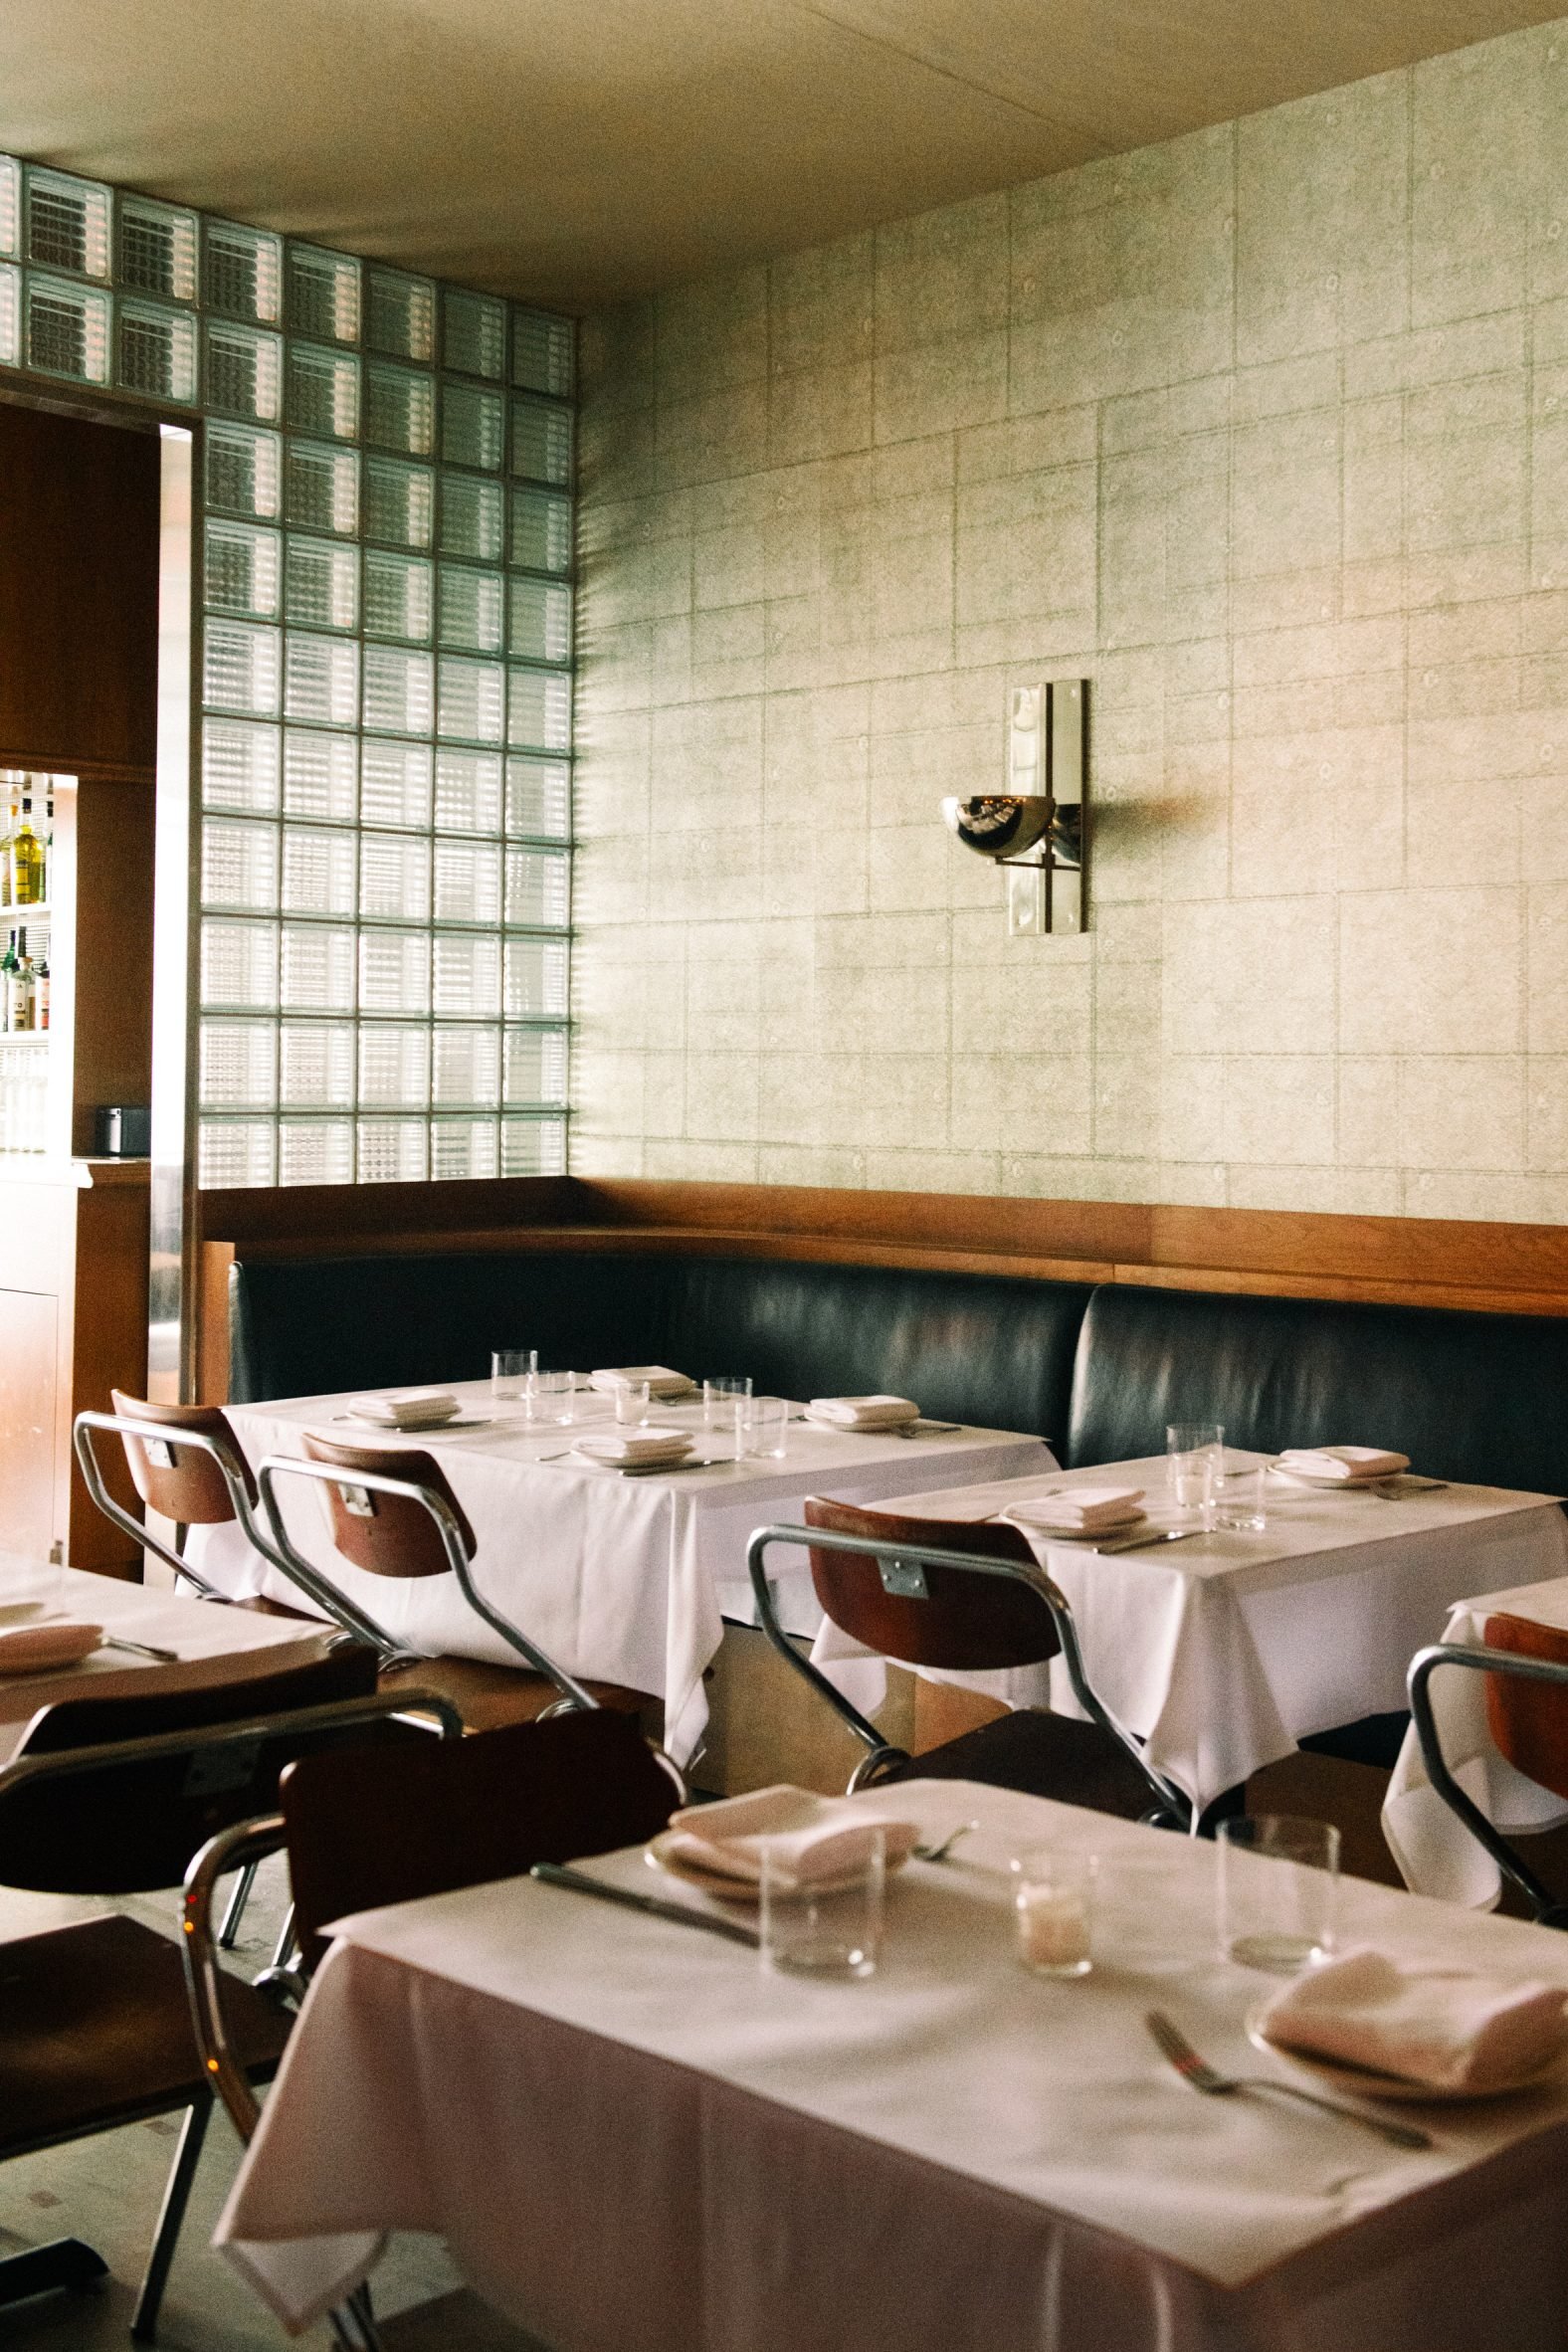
[282,1706,680,1969]
[17,1635,373,1755]
[802,1496,1059,1672]
[110,1390,256,1524]
[0,1646,445,1897]
[300,1432,477,1577]
[1484,1611,1568,1801]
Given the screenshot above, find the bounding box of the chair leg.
[218,1858,261,1950]
[0,2239,108,2306]
[330,2281,386,2350]
[131,2095,211,2343]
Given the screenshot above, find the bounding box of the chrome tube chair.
[258,1445,686,1796]
[1409,1611,1568,1929]
[747,1505,1189,1827]
[0,1671,459,2346]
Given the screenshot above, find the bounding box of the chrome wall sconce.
[941,680,1087,935]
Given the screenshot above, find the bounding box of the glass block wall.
[0,153,573,1186]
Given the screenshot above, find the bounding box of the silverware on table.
[1094,1528,1202,1555]
[530,1862,759,1947]
[99,1634,181,1664]
[1144,2009,1434,2151]
[913,1820,979,1863]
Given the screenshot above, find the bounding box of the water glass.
[490,1347,536,1403]
[1167,1422,1224,1527]
[1011,1849,1095,1978]
[739,1394,788,1460]
[613,1378,652,1429]
[759,1829,884,1979]
[528,1369,578,1426]
[704,1376,751,1460]
[1216,1815,1340,1973]
[1215,1458,1268,1532]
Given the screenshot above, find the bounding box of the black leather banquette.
[230,1249,1568,1497]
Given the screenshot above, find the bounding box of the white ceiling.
[0,0,1560,311]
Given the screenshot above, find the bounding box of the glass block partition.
[0,152,573,1186]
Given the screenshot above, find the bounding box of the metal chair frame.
[1408,1640,1568,1929]
[74,1409,410,1662]
[746,1520,1190,1826]
[0,1686,459,2346]
[257,1453,601,1716]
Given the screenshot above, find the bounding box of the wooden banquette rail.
[193,1177,1568,1407]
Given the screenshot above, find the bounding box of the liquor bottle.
[0,793,14,910]
[13,932,33,1033]
[43,788,53,903]
[36,955,49,1033]
[0,931,18,1035]
[11,797,43,907]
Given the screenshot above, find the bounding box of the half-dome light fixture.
[940,681,1088,934]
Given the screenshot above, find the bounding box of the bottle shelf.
[1,903,50,918]
[0,1031,48,1044]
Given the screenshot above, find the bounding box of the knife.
[529,1862,760,1947]
[1093,1528,1203,1555]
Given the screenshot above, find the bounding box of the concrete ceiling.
[0,0,1561,311]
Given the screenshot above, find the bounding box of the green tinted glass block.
[358,928,430,1015]
[204,320,284,420]
[283,728,357,822]
[202,720,281,814]
[203,621,282,718]
[279,1118,355,1182]
[357,1023,429,1109]
[433,930,500,1017]
[361,645,435,737]
[443,287,505,380]
[504,846,570,928]
[357,1119,428,1182]
[117,195,197,300]
[508,578,571,665]
[431,1118,498,1178]
[432,837,501,924]
[360,738,432,830]
[442,382,503,472]
[435,749,502,837]
[367,266,436,363]
[200,916,278,1010]
[0,265,17,369]
[363,549,433,643]
[363,456,434,549]
[284,632,359,727]
[201,814,280,909]
[200,1017,277,1111]
[25,168,109,279]
[116,297,197,402]
[431,1027,499,1106]
[506,667,571,752]
[281,922,356,1012]
[25,274,110,382]
[285,440,358,535]
[508,487,571,574]
[503,935,569,1018]
[288,243,360,342]
[439,472,503,562]
[287,342,360,440]
[282,824,357,916]
[365,361,435,456]
[437,656,504,745]
[206,424,283,520]
[0,158,18,259]
[199,1119,276,1188]
[205,520,282,620]
[510,396,571,485]
[204,220,283,323]
[503,1026,568,1106]
[285,536,359,631]
[504,756,570,841]
[438,566,502,654]
[512,309,573,396]
[500,1114,566,1176]
[359,832,431,922]
[280,1024,355,1109]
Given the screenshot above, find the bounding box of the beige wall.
[570,18,1568,1222]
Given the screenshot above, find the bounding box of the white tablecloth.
[1383,1573,1568,1908]
[205,1385,1052,1762]
[0,1549,338,1762]
[217,1779,1568,2352]
[811,1459,1568,1812]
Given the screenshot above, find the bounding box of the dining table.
[216,1777,1568,2352]
[808,1455,1568,1818]
[1383,1572,1568,1909]
[0,1548,342,1765]
[202,1381,1055,1764]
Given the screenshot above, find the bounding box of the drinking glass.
[739,1395,788,1460]
[490,1347,536,1403]
[528,1369,578,1426]
[704,1376,751,1460]
[759,1829,884,1979]
[1215,1458,1268,1532]
[1167,1422,1224,1527]
[613,1379,652,1429]
[1216,1815,1340,1973]
[1010,1849,1095,1978]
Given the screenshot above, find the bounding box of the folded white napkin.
[661,1784,919,1890]
[1004,1485,1146,1535]
[1260,1946,1568,2092]
[589,1365,696,1401]
[0,1621,103,1673]
[1275,1446,1410,1482]
[348,1390,459,1428]
[573,1427,692,1467]
[806,1395,919,1430]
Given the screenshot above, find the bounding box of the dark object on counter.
[93,1105,150,1157]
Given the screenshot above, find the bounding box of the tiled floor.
[0,1863,545,2351]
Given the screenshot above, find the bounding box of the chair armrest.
[182,1815,289,2143]
[1407,1641,1568,1921]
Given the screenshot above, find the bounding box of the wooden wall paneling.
[0,401,161,777]
[64,1176,149,1574]
[70,776,155,1153]
[196,1241,235,1408]
[0,1289,59,1557]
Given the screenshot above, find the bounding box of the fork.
[1144,2010,1434,2150]
[913,1820,979,1863]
